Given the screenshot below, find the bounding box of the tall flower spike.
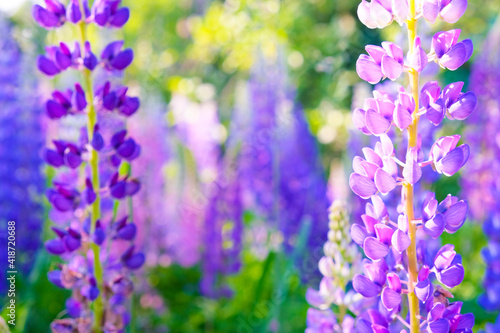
[235,59,329,270]
[463,18,500,327]
[305,201,363,332]
[350,0,476,331]
[34,0,143,331]
[0,18,44,292]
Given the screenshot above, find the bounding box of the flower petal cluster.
[33,0,69,29]
[422,0,468,24]
[356,43,404,84]
[349,135,398,198]
[91,0,130,28]
[356,30,474,86]
[33,0,128,29]
[357,0,468,30]
[430,30,473,71]
[95,81,140,116]
[429,135,470,176]
[422,193,468,237]
[425,301,474,333]
[421,81,477,125]
[37,39,132,77]
[357,0,409,29]
[45,83,87,118]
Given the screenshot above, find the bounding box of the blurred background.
[1,0,500,332]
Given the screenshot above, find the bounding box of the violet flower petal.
[423,213,445,238]
[391,229,411,253]
[365,109,391,135]
[437,264,464,288]
[381,287,401,310]
[443,200,468,233]
[349,173,377,199]
[415,278,432,303]
[353,274,381,297]
[356,55,383,84]
[374,168,396,195]
[381,54,403,80]
[428,318,451,333]
[448,91,476,120]
[439,0,468,24]
[364,236,390,260]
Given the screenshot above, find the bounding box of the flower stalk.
[78,19,104,331]
[406,0,420,331]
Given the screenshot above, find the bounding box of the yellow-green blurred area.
[2,0,500,332]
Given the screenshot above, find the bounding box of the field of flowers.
[1,0,500,332]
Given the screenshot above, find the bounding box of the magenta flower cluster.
[348,0,476,332]
[34,0,143,332]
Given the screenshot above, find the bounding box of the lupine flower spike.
[34,0,143,332]
[350,0,475,332]
[306,201,363,332]
[464,18,500,331]
[0,17,44,292]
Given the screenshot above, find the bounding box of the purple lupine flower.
[100,40,133,71]
[421,81,477,125]
[276,105,329,259]
[168,92,221,268]
[357,0,409,29]
[422,0,468,24]
[408,37,428,73]
[44,83,87,119]
[0,17,44,292]
[95,81,140,116]
[124,108,172,267]
[34,0,144,331]
[43,140,84,168]
[356,43,404,84]
[353,90,396,135]
[36,41,97,75]
[463,18,500,220]
[33,0,67,29]
[430,29,473,71]
[429,135,470,177]
[66,0,84,24]
[90,0,130,28]
[237,64,282,217]
[33,0,129,30]
[306,201,364,332]
[351,0,475,331]
[201,163,243,298]
[463,18,500,320]
[349,134,398,199]
[235,61,329,273]
[306,308,337,333]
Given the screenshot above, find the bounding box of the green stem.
[112,200,120,223]
[406,1,421,332]
[338,304,347,326]
[125,161,135,333]
[78,20,104,332]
